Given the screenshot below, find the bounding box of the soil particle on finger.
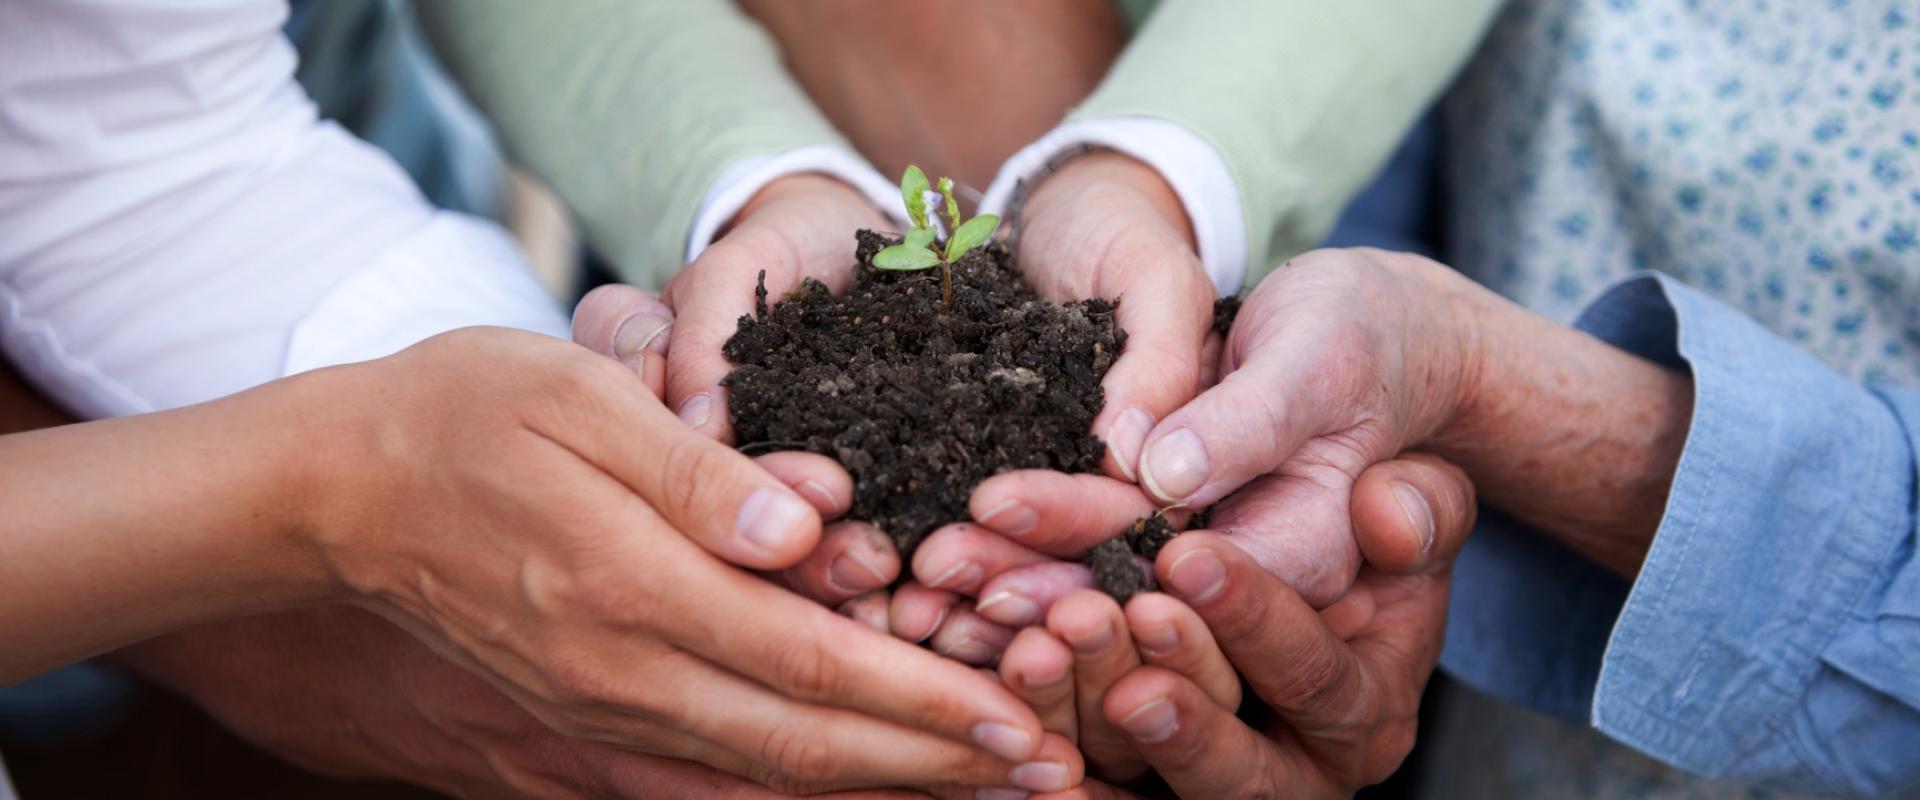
[723,230,1124,560]
[1083,538,1150,603]
[1211,293,1244,336]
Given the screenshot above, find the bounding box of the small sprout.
[939,177,962,232]
[876,165,1000,309]
[901,165,931,230]
[873,244,942,270]
[946,213,999,262]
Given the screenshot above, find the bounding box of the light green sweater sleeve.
[415,0,855,289]
[1074,0,1506,279]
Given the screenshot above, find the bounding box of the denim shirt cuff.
[1576,272,1914,784]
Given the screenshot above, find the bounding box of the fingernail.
[1106,407,1155,481]
[912,604,951,643]
[1141,428,1210,502]
[927,559,982,591]
[1134,622,1179,655]
[977,500,1038,537]
[841,596,889,632]
[1019,660,1067,692]
[734,488,811,553]
[677,393,713,429]
[794,480,839,514]
[940,636,996,665]
[1009,762,1071,792]
[613,312,673,358]
[970,721,1034,762]
[1119,697,1178,743]
[1166,548,1226,603]
[976,788,1029,800]
[828,550,888,593]
[1393,480,1436,554]
[975,590,1040,626]
[1064,619,1114,654]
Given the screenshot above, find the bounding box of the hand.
[1010,151,1217,483]
[985,454,1473,794]
[573,285,899,607]
[659,173,890,444]
[298,327,1070,793]
[117,607,925,800]
[1092,453,1476,798]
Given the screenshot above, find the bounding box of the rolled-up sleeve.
[1443,272,1920,796]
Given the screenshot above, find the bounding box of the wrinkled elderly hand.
[886,250,1472,675]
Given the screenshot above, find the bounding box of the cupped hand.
[915,249,1476,619]
[1014,151,1218,482]
[1124,247,1478,604]
[976,453,1472,793]
[1091,453,1476,798]
[297,327,1069,794]
[659,173,891,444]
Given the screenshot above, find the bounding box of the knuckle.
[1369,720,1419,781]
[1230,769,1283,800]
[1264,643,1344,714]
[769,638,844,701]
[654,434,731,523]
[757,721,841,788]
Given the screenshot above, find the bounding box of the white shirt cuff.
[978,117,1247,296]
[686,145,903,262]
[285,212,570,375]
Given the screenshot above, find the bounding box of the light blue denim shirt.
[1442,272,1920,797]
[1430,0,1920,795]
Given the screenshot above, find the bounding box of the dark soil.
[1211,293,1243,336]
[723,230,1122,561]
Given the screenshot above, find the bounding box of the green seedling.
[872,165,999,309]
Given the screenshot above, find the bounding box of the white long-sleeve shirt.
[0,0,568,421]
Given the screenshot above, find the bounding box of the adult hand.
[572,286,898,606]
[1010,151,1217,483]
[299,327,1069,793]
[1092,453,1476,798]
[117,607,925,800]
[943,248,1468,613]
[984,453,1472,792]
[659,173,890,444]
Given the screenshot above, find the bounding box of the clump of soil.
[1083,512,1193,603]
[723,230,1123,560]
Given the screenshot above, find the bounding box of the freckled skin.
[1427,270,1693,577]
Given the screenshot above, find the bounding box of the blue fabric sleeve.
[1440,272,1920,796]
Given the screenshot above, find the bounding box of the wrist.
[730,172,888,239]
[1025,150,1198,252]
[1422,269,1692,575]
[261,365,385,603]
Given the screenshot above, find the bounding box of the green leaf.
[872,244,942,271]
[945,214,999,261]
[939,177,962,232]
[901,165,930,230]
[903,227,935,251]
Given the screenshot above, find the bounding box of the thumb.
[573,284,674,399]
[1349,452,1477,575]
